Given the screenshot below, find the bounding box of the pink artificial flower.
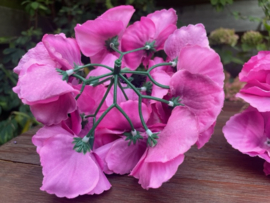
[121,9,177,70]
[223,106,270,162]
[32,122,111,198]
[13,34,82,125]
[237,51,270,112]
[75,5,135,65]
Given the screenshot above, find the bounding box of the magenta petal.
[170,70,224,133]
[98,5,135,34]
[121,17,156,70]
[31,93,76,125]
[105,138,147,175]
[131,150,184,189]
[14,42,58,75]
[147,9,177,39]
[75,19,123,57]
[177,45,224,87]
[263,161,270,176]
[39,134,103,198]
[223,106,266,154]
[164,24,209,60]
[196,122,216,149]
[42,34,82,70]
[98,100,150,130]
[146,106,199,163]
[236,92,270,112]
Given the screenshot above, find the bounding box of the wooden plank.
[2,102,269,202]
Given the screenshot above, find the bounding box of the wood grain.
[1,101,269,203]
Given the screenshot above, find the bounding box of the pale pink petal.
[39,134,101,198]
[94,128,124,149]
[155,24,177,50]
[31,93,76,125]
[15,64,77,104]
[14,42,58,75]
[105,137,147,175]
[62,110,81,135]
[222,106,266,154]
[145,106,199,163]
[98,5,135,36]
[164,24,209,60]
[170,70,224,133]
[121,17,156,70]
[177,45,224,87]
[264,161,270,176]
[42,34,82,70]
[131,150,184,189]
[75,19,123,57]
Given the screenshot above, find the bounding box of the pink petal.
[131,150,184,189]
[145,106,199,163]
[15,64,77,104]
[31,93,76,125]
[75,19,123,57]
[62,110,82,135]
[196,122,216,149]
[98,100,150,131]
[155,24,177,50]
[42,34,82,70]
[170,70,224,133]
[121,17,156,70]
[164,24,209,60]
[14,42,58,75]
[39,134,104,198]
[147,9,177,40]
[222,106,266,154]
[177,45,224,88]
[105,137,147,175]
[236,92,270,112]
[98,5,135,36]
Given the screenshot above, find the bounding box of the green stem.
[75,64,113,72]
[86,72,113,84]
[86,104,116,138]
[85,78,114,118]
[142,95,170,104]
[147,62,173,73]
[115,104,135,130]
[117,80,129,100]
[114,75,118,103]
[76,82,86,100]
[147,74,170,89]
[73,73,86,82]
[93,77,112,87]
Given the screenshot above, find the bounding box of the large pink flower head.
[236,51,270,112]
[14,6,225,198]
[13,33,82,125]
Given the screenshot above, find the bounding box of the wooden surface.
[0,101,269,203]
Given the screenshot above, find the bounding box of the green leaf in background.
[0,118,18,145]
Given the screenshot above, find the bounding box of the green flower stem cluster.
[60,44,183,153]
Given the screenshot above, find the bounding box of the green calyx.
[145,41,156,54]
[147,133,159,147]
[142,81,153,94]
[124,131,143,146]
[105,36,119,52]
[56,68,69,82]
[170,96,184,107]
[72,137,91,154]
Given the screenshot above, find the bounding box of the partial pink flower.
[32,125,111,198]
[223,106,270,160]
[121,9,177,70]
[75,5,135,64]
[130,106,199,189]
[237,51,270,112]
